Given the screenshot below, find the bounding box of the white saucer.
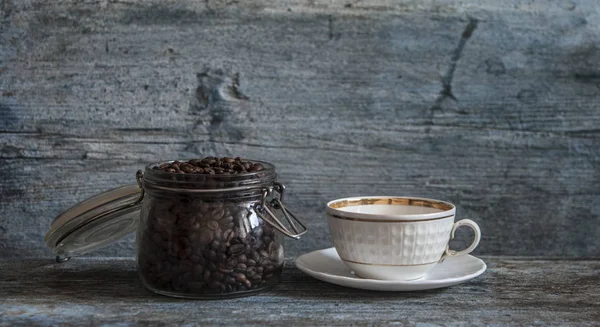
[295,247,486,291]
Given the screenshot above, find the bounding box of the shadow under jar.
[137,160,304,299]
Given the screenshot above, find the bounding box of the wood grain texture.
[0,257,599,326]
[1,0,600,258]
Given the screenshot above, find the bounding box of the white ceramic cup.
[326,196,481,281]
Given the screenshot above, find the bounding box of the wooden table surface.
[0,256,598,326]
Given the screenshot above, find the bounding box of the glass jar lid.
[44,183,143,261]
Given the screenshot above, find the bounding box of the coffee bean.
[209,281,226,292]
[235,274,252,288]
[213,271,224,281]
[206,250,218,261]
[208,262,217,272]
[249,251,260,262]
[203,270,211,283]
[222,229,235,242]
[190,254,205,265]
[235,263,247,272]
[249,163,264,172]
[211,208,225,221]
[218,265,233,274]
[178,248,192,260]
[198,230,214,246]
[225,256,237,267]
[228,244,245,256]
[207,220,220,231]
[179,260,191,271]
[199,202,211,213]
[192,264,204,279]
[219,215,234,225]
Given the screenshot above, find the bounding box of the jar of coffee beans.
[44,157,306,299]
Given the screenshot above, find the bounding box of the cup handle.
[441,219,481,261]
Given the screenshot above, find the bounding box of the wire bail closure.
[254,182,308,240]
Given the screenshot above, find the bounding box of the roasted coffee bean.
[264,264,275,273]
[178,248,192,260]
[179,260,193,273]
[249,163,264,172]
[207,250,218,261]
[208,262,217,272]
[192,264,204,278]
[218,265,233,274]
[249,251,260,262]
[245,235,259,247]
[198,230,214,246]
[218,243,228,253]
[237,254,247,263]
[207,220,220,231]
[203,270,212,283]
[228,244,245,256]
[258,258,270,267]
[213,271,224,281]
[210,208,225,221]
[235,273,251,288]
[209,281,226,292]
[222,229,235,242]
[199,202,211,213]
[235,263,247,272]
[219,215,234,225]
[225,257,237,268]
[190,254,205,265]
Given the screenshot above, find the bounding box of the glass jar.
[44,159,306,299]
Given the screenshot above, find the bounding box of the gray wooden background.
[1,0,599,259]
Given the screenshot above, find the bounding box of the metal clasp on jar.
[254,182,308,240]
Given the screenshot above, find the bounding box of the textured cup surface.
[326,197,458,280]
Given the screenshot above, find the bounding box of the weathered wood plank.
[1,0,599,258]
[0,257,599,326]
